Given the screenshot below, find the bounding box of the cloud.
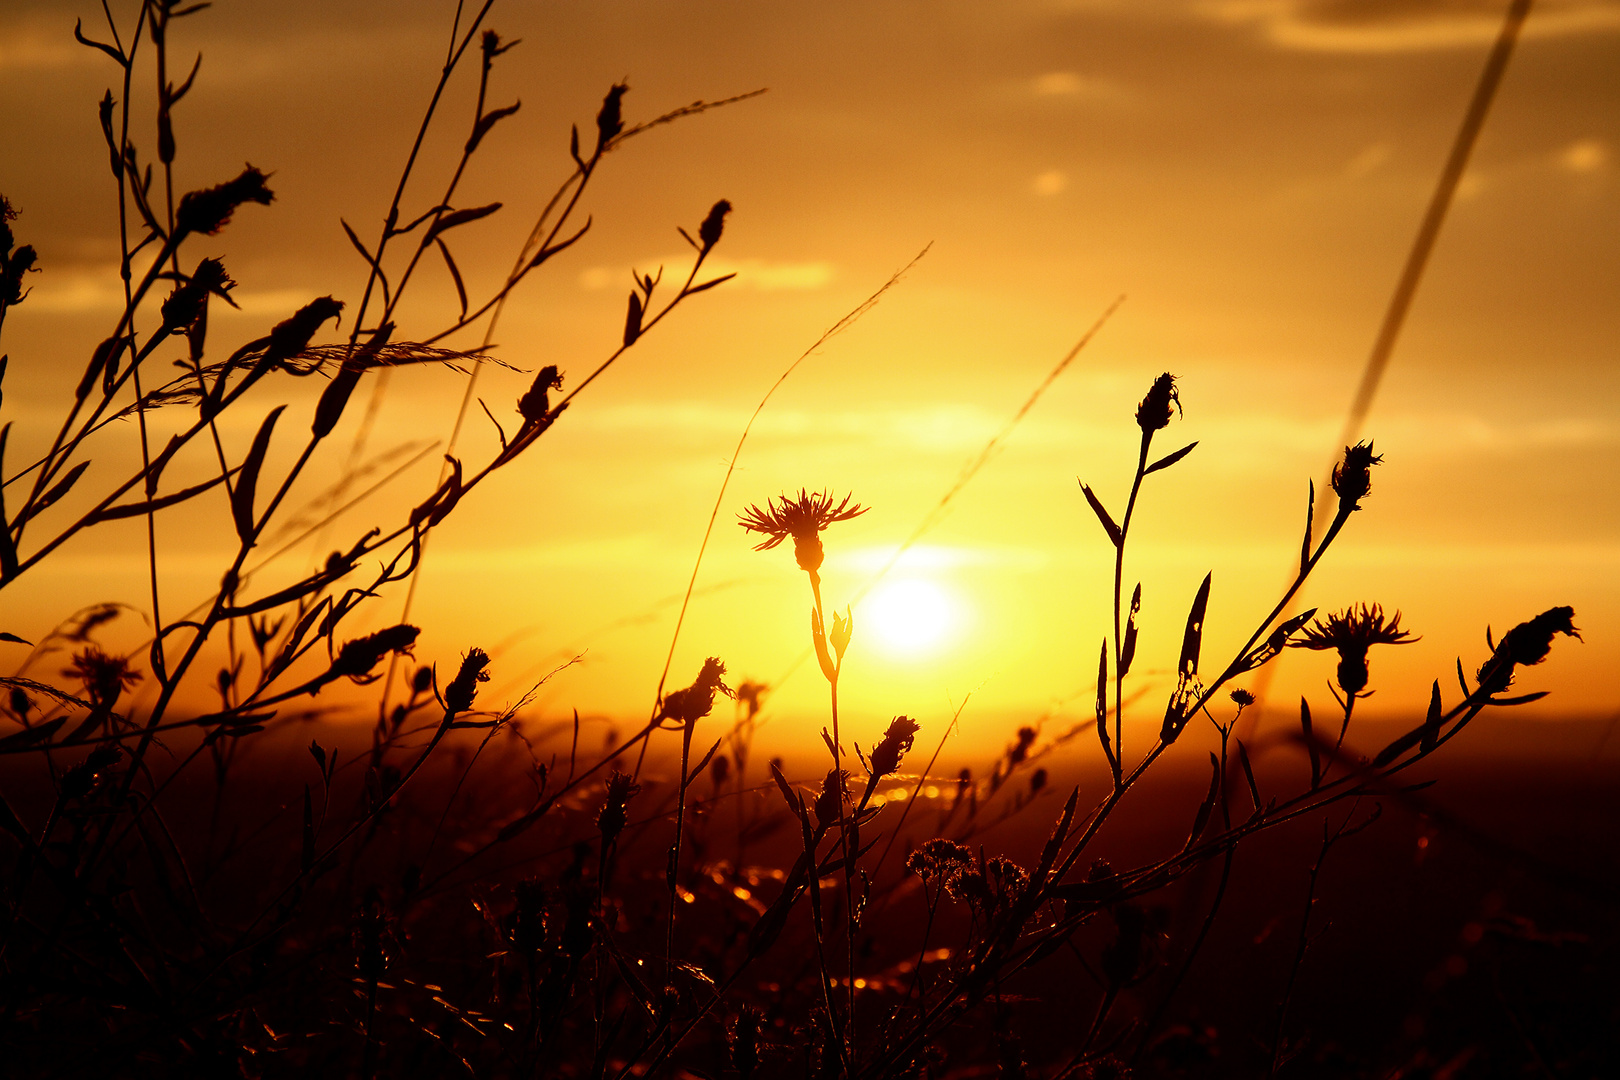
[21,267,320,317]
[1030,70,1125,100]
[580,257,834,292]
[1032,169,1069,196]
[1344,142,1393,180]
[1560,137,1609,174]
[0,18,92,71]
[1200,0,1620,52]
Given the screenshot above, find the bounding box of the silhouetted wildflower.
[946,860,992,910]
[986,855,1030,911]
[1331,440,1383,515]
[1476,606,1579,696]
[736,680,768,720]
[1290,603,1416,696]
[815,767,848,826]
[596,82,628,151]
[867,715,919,779]
[698,199,731,252]
[0,199,37,311]
[444,647,491,714]
[517,364,563,423]
[160,257,234,333]
[175,165,273,236]
[1009,725,1036,766]
[1135,372,1180,433]
[330,625,419,683]
[267,296,344,370]
[1230,688,1255,709]
[907,838,975,886]
[738,489,867,576]
[596,770,640,845]
[658,656,732,725]
[63,647,140,709]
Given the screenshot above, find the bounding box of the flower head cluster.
[1332,441,1384,515]
[738,489,867,576]
[984,855,1030,911]
[907,838,975,886]
[1290,603,1416,696]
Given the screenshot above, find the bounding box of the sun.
[863,579,958,657]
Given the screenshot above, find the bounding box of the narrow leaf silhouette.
[231,405,286,543]
[1144,440,1197,476]
[1080,482,1122,547]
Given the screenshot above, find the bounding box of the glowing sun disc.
[865,579,955,655]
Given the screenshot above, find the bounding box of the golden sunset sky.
[1,0,1615,756]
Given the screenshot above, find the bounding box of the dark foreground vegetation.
[1,3,1609,1077]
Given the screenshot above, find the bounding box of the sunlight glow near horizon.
[860,578,961,658]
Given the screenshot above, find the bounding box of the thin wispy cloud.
[21,267,319,317]
[0,17,90,71]
[1201,0,1620,52]
[579,257,834,292]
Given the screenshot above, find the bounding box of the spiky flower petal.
[737,489,867,575]
[1290,603,1416,695]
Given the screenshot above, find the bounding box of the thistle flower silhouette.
[738,489,867,584]
[1290,603,1416,697]
[63,647,140,709]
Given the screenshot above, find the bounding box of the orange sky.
[1,0,1615,756]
